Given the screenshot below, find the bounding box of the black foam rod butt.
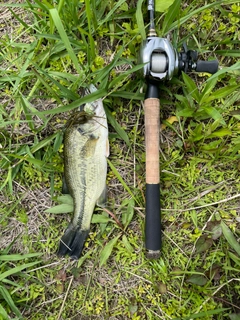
[145,183,161,255]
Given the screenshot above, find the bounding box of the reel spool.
[151,53,168,73]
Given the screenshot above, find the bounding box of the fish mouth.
[79,87,91,111]
[79,85,96,111]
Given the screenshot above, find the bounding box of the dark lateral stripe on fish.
[76,172,86,229]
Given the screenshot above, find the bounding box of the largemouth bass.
[58,85,109,259]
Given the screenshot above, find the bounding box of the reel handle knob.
[195,60,219,74]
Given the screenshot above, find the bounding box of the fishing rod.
[140,0,218,259]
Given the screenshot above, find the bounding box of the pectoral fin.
[82,137,99,158]
[97,184,107,207]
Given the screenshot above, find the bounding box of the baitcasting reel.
[140,37,219,81]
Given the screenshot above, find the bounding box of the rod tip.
[146,250,161,259]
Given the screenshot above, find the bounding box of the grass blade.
[49,8,82,74]
[0,261,41,282]
[85,0,96,61]
[33,88,107,115]
[0,253,42,261]
[221,221,240,256]
[162,0,181,35]
[168,1,236,32]
[0,304,9,320]
[207,61,240,81]
[107,159,136,203]
[136,0,146,39]
[0,286,23,319]
[172,308,230,320]
[12,41,36,95]
[105,106,130,146]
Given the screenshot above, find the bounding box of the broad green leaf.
[57,194,73,205]
[200,77,218,104]
[221,221,240,256]
[175,94,191,108]
[0,286,23,319]
[207,128,232,138]
[228,252,240,267]
[186,274,208,286]
[211,224,222,240]
[182,73,200,102]
[155,0,175,12]
[190,210,198,228]
[191,124,204,142]
[205,85,238,102]
[99,235,121,266]
[209,119,222,132]
[45,203,73,213]
[53,132,63,153]
[176,108,194,117]
[20,96,35,131]
[195,236,213,253]
[201,139,222,151]
[122,234,134,253]
[122,198,135,229]
[91,214,112,224]
[204,106,225,125]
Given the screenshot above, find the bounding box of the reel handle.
[195,60,219,74]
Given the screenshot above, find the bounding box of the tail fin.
[57,223,89,260]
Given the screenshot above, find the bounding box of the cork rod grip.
[144,98,160,184]
[144,98,161,258]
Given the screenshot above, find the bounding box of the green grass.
[0,0,240,319]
